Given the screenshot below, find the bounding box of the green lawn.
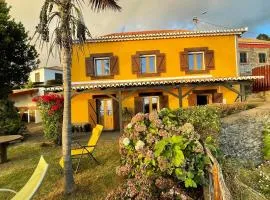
[0,127,122,200]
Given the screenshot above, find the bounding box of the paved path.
[220,103,270,164]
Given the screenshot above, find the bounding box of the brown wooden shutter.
[180,51,188,71]
[188,94,197,106]
[113,99,119,130]
[88,99,97,129]
[213,93,223,103]
[110,56,119,75]
[85,56,95,76]
[159,95,169,109]
[205,50,215,70]
[156,53,166,73]
[131,55,141,74]
[134,97,143,113]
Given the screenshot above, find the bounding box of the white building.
[29,66,63,83]
[9,66,63,123]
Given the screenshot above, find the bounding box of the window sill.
[185,70,209,74]
[137,73,160,77]
[90,75,114,80]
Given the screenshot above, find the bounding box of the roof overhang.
[46,75,263,92]
[74,28,248,44]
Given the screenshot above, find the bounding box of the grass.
[0,125,122,200]
[222,158,270,200]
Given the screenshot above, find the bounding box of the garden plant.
[33,93,64,145]
[107,107,220,199]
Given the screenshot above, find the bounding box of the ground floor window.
[143,96,159,113]
[196,95,208,105]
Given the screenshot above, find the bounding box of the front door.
[98,99,114,130]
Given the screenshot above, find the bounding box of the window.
[259,53,266,63]
[240,52,248,63]
[188,52,205,71]
[143,96,159,113]
[35,72,40,82]
[55,73,63,81]
[140,55,156,73]
[94,57,110,76]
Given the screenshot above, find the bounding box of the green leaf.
[172,146,185,167]
[175,168,185,181]
[184,178,197,188]
[154,140,167,157]
[170,135,184,144]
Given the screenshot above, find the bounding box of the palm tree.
[36,0,121,194]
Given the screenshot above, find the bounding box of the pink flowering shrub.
[33,93,63,145]
[107,107,219,199]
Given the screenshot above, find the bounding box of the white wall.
[29,68,63,83]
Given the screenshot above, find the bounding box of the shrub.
[0,99,22,135]
[107,107,219,199]
[33,94,63,145]
[263,121,270,161]
[211,103,257,118]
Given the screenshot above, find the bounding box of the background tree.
[0,0,39,99]
[257,33,270,41]
[36,0,121,194]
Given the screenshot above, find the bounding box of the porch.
[46,75,263,132]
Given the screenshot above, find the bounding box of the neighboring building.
[29,66,63,83]
[238,38,270,76]
[9,88,44,123]
[46,28,262,131]
[9,66,62,124]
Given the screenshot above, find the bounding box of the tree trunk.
[60,0,75,194]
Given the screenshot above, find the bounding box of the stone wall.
[239,47,270,76]
[219,103,270,164]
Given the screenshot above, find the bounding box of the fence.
[252,65,270,92]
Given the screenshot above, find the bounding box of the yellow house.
[47,28,262,131]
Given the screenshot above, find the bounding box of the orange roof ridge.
[102,29,191,37]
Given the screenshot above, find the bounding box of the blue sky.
[5,0,270,66]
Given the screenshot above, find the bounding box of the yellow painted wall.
[71,34,239,124]
[72,35,237,82]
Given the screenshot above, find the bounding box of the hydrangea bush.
[33,93,63,145]
[107,107,219,199]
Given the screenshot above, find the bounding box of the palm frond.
[88,0,121,12]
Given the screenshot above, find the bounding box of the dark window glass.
[259,53,266,63]
[55,73,63,81]
[240,52,247,63]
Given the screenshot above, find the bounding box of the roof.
[75,27,248,44]
[103,29,191,37]
[239,38,270,48]
[10,88,39,96]
[46,75,263,91]
[44,66,63,71]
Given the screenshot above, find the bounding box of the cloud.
[5,0,270,66]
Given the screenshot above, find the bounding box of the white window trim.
[240,52,248,64]
[188,51,205,70]
[140,54,157,73]
[94,57,111,76]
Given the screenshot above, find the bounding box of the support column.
[178,86,183,108]
[27,109,30,123]
[240,83,246,102]
[118,91,123,133]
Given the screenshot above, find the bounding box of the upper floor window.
[180,47,214,73]
[258,53,266,63]
[55,73,63,81]
[143,96,159,113]
[140,55,156,74]
[240,52,248,63]
[188,52,205,71]
[35,72,40,82]
[94,57,110,76]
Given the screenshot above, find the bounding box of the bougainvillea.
[33,93,63,145]
[107,107,219,199]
